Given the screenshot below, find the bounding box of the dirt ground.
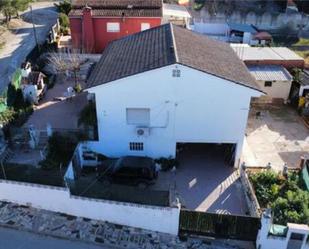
[242,105,309,171]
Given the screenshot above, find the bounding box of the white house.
[85,24,263,167]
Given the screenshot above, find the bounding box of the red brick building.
[69,0,163,53]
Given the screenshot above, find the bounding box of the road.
[0,227,116,249]
[0,2,58,92]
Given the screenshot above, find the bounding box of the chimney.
[82,5,95,53]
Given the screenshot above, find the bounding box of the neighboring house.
[85,24,263,167]
[69,0,163,53]
[248,65,293,103]
[228,23,258,44]
[231,46,305,69]
[192,22,272,45]
[162,3,191,28]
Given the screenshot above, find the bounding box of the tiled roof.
[87,24,261,92]
[69,8,162,17]
[87,24,175,87]
[71,0,162,8]
[70,0,163,17]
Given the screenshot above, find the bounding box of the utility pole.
[30,5,40,52]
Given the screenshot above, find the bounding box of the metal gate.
[179,209,261,241]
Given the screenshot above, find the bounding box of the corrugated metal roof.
[301,70,309,86]
[232,46,304,61]
[248,65,293,81]
[228,23,257,34]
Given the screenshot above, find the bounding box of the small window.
[107,22,120,32]
[141,23,150,31]
[126,108,150,126]
[129,142,144,151]
[264,81,272,87]
[172,69,181,77]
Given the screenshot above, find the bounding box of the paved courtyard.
[25,80,88,130]
[154,144,248,215]
[243,105,309,171]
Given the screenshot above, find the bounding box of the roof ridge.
[169,23,179,63]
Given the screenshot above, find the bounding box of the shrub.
[55,0,72,15]
[155,157,179,171]
[78,102,97,127]
[59,13,69,35]
[39,133,78,170]
[250,169,309,225]
[74,83,82,93]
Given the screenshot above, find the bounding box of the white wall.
[193,22,229,35]
[255,80,292,101]
[88,64,261,166]
[257,211,309,249]
[0,180,180,235]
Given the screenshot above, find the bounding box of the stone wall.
[193,10,309,33]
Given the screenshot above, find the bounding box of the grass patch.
[293,38,309,46]
[295,50,309,66]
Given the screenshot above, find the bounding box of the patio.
[24,79,89,130]
[153,144,249,215]
[243,104,309,171]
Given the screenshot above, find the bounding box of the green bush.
[155,157,179,171]
[59,13,69,35]
[39,132,78,170]
[78,102,97,127]
[250,170,309,225]
[55,0,71,15]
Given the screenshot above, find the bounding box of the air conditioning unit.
[135,127,150,136]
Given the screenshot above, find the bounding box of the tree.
[59,13,70,35]
[47,51,83,87]
[54,0,71,15]
[0,0,32,23]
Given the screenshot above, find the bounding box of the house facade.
[248,65,293,103]
[69,0,163,53]
[86,24,263,167]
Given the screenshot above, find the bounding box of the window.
[126,108,150,126]
[129,142,144,151]
[172,69,181,77]
[141,23,150,31]
[264,81,272,87]
[107,22,120,32]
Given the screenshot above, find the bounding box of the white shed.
[248,65,293,103]
[86,24,263,167]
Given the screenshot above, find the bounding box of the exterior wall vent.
[172,69,181,77]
